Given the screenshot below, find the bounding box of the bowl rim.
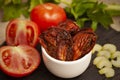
[41,46,92,65]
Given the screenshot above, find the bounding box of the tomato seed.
[2,50,11,66]
[22,59,32,69]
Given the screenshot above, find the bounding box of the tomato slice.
[6,19,39,47]
[0,45,40,77]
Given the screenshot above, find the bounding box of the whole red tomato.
[6,19,39,47]
[30,3,67,32]
[0,45,40,77]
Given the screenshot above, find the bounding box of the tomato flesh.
[6,19,39,47]
[0,45,40,77]
[30,3,67,32]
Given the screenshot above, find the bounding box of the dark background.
[0,25,120,80]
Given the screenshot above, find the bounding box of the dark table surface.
[0,25,120,80]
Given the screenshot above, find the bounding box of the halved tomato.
[6,19,39,47]
[0,45,40,77]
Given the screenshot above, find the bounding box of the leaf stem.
[105,4,120,16]
[106,4,120,11]
[59,0,71,7]
[39,0,44,4]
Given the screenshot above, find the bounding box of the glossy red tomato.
[6,19,39,47]
[30,3,67,32]
[0,45,40,77]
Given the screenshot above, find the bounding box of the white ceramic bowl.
[41,47,92,78]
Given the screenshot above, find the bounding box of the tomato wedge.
[0,45,40,77]
[6,19,39,47]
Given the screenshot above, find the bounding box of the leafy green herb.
[63,0,112,30]
[57,0,120,30]
[0,0,28,21]
[2,4,22,21]
[87,2,113,29]
[0,0,120,30]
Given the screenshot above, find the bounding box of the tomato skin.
[0,45,40,77]
[6,19,39,47]
[30,3,67,32]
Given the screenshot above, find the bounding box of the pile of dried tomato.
[39,19,97,61]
